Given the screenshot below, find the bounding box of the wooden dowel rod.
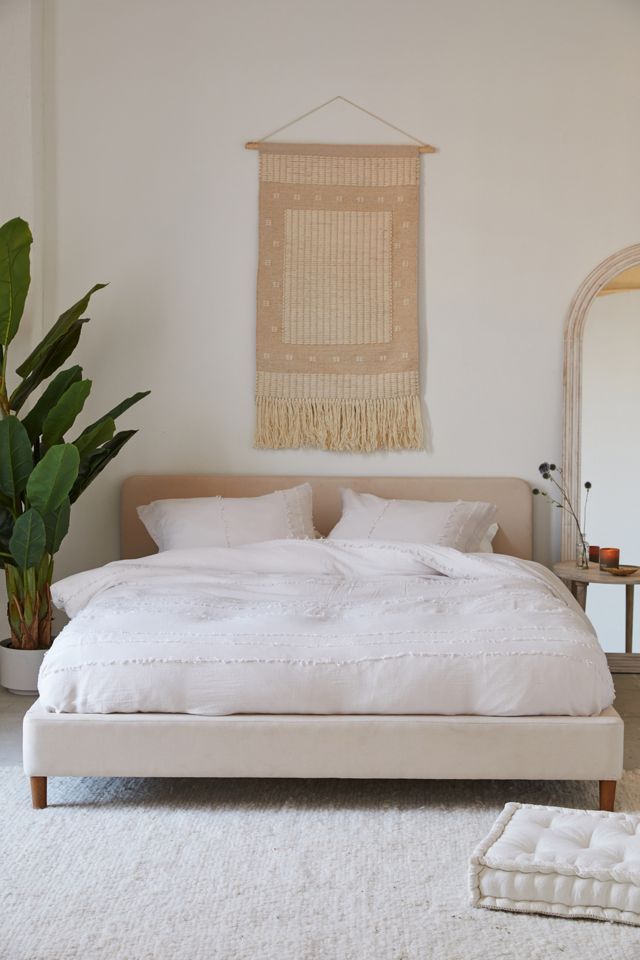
[244,141,437,153]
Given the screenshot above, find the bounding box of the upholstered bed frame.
[23,475,623,810]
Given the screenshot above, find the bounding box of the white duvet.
[41,540,614,717]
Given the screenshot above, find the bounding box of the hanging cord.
[245,95,436,153]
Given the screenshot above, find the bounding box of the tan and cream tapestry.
[254,143,424,452]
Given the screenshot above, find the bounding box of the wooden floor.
[2,675,640,768]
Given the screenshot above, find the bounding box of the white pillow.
[476,522,499,553]
[327,489,498,552]
[138,483,315,551]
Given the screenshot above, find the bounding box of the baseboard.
[608,653,640,674]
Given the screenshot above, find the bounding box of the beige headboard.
[121,475,532,560]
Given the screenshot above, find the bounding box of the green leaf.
[77,390,150,439]
[22,365,83,442]
[26,443,80,514]
[0,218,32,349]
[10,320,86,412]
[0,416,33,500]
[70,430,136,503]
[0,505,14,546]
[9,508,46,570]
[36,551,51,593]
[16,283,106,379]
[43,497,70,554]
[100,390,150,423]
[42,378,92,447]
[73,416,115,458]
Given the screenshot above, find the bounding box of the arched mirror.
[563,244,640,670]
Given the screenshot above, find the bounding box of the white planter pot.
[0,639,46,695]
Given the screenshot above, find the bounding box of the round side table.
[553,560,640,655]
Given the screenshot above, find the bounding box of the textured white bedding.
[41,540,614,717]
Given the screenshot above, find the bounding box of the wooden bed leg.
[599,779,616,812]
[30,776,47,810]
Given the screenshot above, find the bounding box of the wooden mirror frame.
[562,243,640,559]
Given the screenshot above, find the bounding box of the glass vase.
[576,538,589,569]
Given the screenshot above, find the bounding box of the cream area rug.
[3,769,640,960]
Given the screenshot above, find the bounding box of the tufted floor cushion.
[470,802,640,925]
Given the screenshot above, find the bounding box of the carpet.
[2,768,640,960]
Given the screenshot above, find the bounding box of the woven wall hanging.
[247,98,435,452]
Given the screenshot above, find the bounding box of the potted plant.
[0,217,149,693]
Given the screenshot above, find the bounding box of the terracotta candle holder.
[589,545,600,562]
[600,548,620,570]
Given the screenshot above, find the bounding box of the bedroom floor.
[2,674,640,767]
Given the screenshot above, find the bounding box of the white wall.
[0,0,44,624]
[0,0,44,338]
[582,291,640,652]
[0,1,38,223]
[5,0,640,600]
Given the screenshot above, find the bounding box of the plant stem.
[549,474,585,541]
[583,486,591,540]
[0,348,9,416]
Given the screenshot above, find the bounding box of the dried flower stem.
[534,461,591,567]
[583,485,591,537]
[548,474,585,542]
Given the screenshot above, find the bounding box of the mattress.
[40,539,615,717]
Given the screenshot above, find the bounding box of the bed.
[22,475,623,810]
